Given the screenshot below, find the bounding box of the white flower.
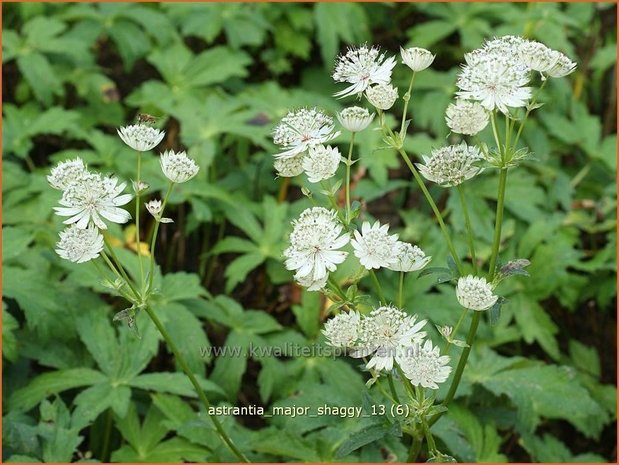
[365,83,398,110]
[416,143,483,187]
[457,37,532,113]
[54,172,132,229]
[337,106,375,132]
[322,311,362,348]
[160,150,199,183]
[55,224,104,263]
[48,158,88,190]
[517,40,560,73]
[117,124,165,152]
[145,199,173,223]
[284,207,349,282]
[400,340,451,389]
[387,242,431,272]
[273,108,339,159]
[296,273,329,292]
[353,305,427,372]
[445,100,489,136]
[274,152,305,178]
[132,180,149,194]
[456,275,498,311]
[332,45,397,98]
[400,47,435,72]
[302,145,341,183]
[351,221,399,270]
[546,52,577,78]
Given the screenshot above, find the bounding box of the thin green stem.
[369,270,386,304]
[490,111,502,150]
[100,408,113,462]
[101,248,140,301]
[345,132,356,223]
[488,168,508,279]
[457,185,477,274]
[93,258,135,302]
[398,271,404,308]
[407,436,423,462]
[397,148,464,275]
[148,182,174,293]
[135,153,145,287]
[513,80,547,149]
[144,306,249,462]
[387,374,401,404]
[400,72,416,136]
[422,418,437,455]
[444,308,468,356]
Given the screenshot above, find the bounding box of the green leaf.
[75,308,120,377]
[510,294,560,360]
[108,20,151,70]
[10,368,106,412]
[335,422,395,458]
[128,372,224,397]
[569,340,601,378]
[160,272,208,302]
[184,46,251,88]
[250,427,320,461]
[72,383,131,428]
[224,253,266,292]
[314,3,369,66]
[17,53,63,105]
[3,306,19,362]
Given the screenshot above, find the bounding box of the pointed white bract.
[48,158,88,190]
[445,100,489,136]
[546,52,577,78]
[365,83,398,110]
[54,172,132,229]
[353,305,427,372]
[332,45,397,98]
[55,224,104,263]
[273,108,339,159]
[160,150,199,183]
[351,221,399,270]
[400,46,435,72]
[302,145,341,183]
[274,152,305,178]
[387,242,431,272]
[456,275,498,311]
[337,106,375,133]
[117,124,165,152]
[399,340,452,389]
[416,143,483,187]
[284,207,349,287]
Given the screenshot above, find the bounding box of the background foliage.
[2,2,617,462]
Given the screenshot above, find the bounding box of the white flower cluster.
[323,306,451,389]
[332,45,397,98]
[455,35,576,114]
[160,150,199,184]
[416,142,484,187]
[118,124,165,152]
[456,275,498,311]
[283,207,349,291]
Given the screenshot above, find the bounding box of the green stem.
[387,374,400,404]
[147,182,174,293]
[457,185,477,274]
[100,408,113,462]
[398,271,404,308]
[135,153,145,287]
[513,80,547,149]
[397,148,464,275]
[490,111,502,151]
[369,270,386,304]
[422,418,437,455]
[101,248,140,301]
[400,72,416,136]
[487,169,508,279]
[144,306,249,462]
[345,132,356,223]
[407,436,423,462]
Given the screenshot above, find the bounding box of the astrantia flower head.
[302,145,341,183]
[117,124,165,152]
[400,340,451,389]
[54,172,132,229]
[296,273,328,292]
[332,45,397,98]
[546,52,577,78]
[517,40,560,74]
[274,152,305,178]
[400,47,435,72]
[365,83,398,110]
[351,221,399,270]
[284,207,349,283]
[55,224,104,263]
[273,108,339,158]
[416,143,483,187]
[355,305,427,372]
[456,275,498,311]
[322,311,362,348]
[457,37,532,113]
[445,100,489,136]
[145,199,173,223]
[337,106,375,133]
[160,150,199,183]
[48,158,88,190]
[387,242,431,272]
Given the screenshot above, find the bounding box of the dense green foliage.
[3,2,617,462]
